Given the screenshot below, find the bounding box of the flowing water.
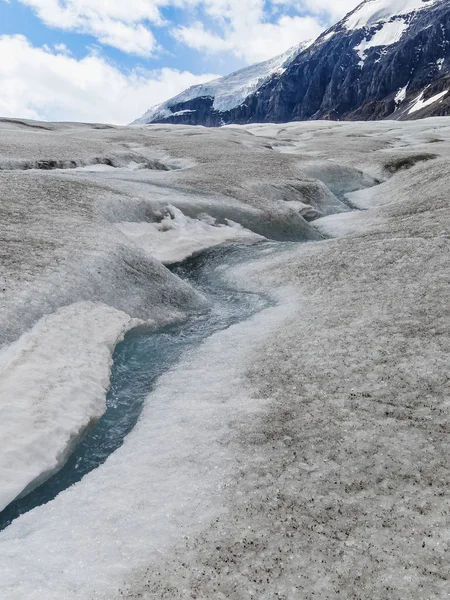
[0,239,292,531]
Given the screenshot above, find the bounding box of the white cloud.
[18,0,166,55]
[53,43,71,54]
[269,0,360,21]
[172,0,361,63]
[0,35,218,124]
[174,14,323,63]
[302,0,362,21]
[173,22,231,53]
[1,0,364,123]
[14,0,362,58]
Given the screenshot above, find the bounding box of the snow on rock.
[0,302,142,513]
[395,83,408,104]
[169,109,196,117]
[354,18,409,65]
[116,206,263,265]
[408,89,449,114]
[134,41,311,123]
[344,0,439,30]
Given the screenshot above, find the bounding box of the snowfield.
[1,117,450,598]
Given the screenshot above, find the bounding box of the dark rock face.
[285,2,450,122]
[139,0,450,126]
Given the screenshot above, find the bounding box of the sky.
[0,0,362,124]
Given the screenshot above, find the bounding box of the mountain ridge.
[134,0,450,125]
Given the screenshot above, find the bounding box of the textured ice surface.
[0,293,294,600]
[116,206,262,264]
[0,118,332,350]
[2,117,450,599]
[0,118,339,516]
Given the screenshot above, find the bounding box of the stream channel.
[0,239,293,531]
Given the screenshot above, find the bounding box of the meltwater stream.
[0,239,291,531]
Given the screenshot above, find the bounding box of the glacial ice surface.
[116,206,262,264]
[0,117,332,517]
[1,117,450,599]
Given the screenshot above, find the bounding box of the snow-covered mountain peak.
[344,0,440,30]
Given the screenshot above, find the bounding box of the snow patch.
[0,302,142,513]
[170,109,196,117]
[395,84,408,105]
[116,206,263,264]
[320,30,336,43]
[408,89,448,114]
[313,211,364,237]
[354,19,409,65]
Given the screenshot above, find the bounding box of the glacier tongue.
[134,41,311,123]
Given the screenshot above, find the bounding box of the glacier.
[133,41,311,124]
[1,116,450,599]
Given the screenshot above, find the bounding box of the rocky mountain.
[134,0,450,125]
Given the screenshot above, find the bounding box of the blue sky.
[0,0,359,123]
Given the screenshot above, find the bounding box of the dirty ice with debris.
[0,115,449,600]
